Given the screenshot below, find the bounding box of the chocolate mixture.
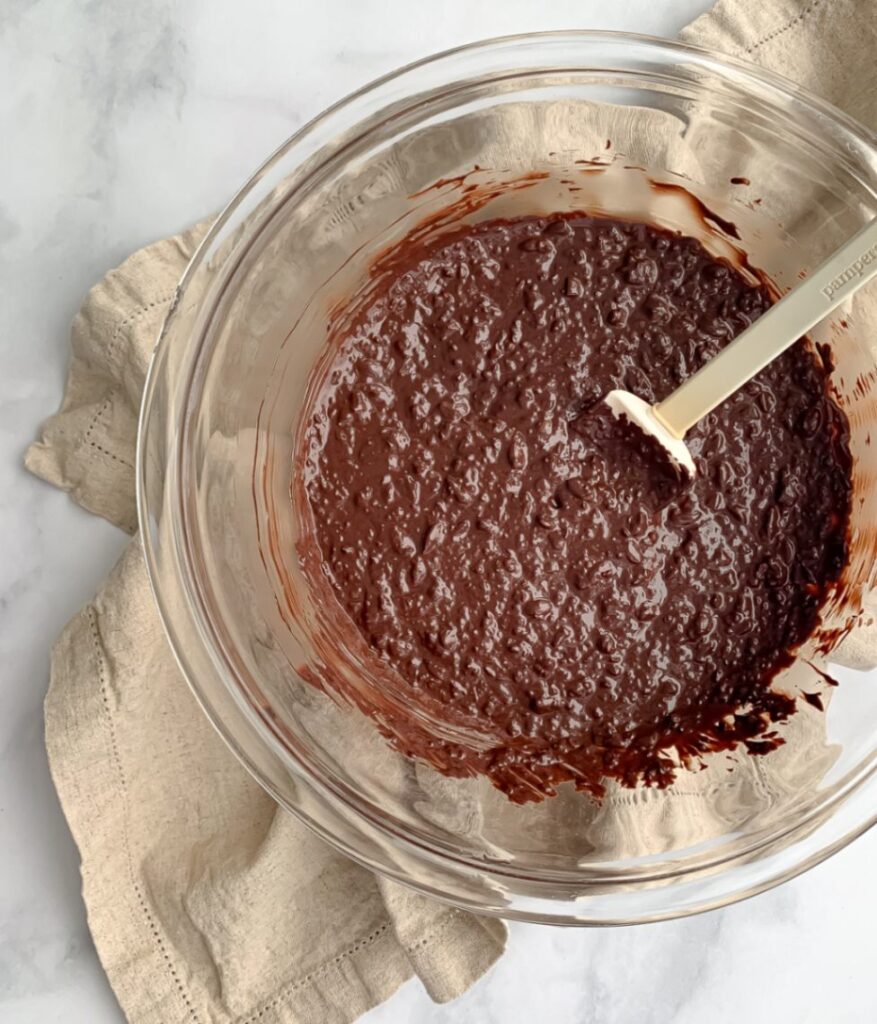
[300,213,851,802]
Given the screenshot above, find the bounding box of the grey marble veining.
[1,1,875,1021]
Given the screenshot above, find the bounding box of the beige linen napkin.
[28,2,877,1022]
[29,219,506,1024]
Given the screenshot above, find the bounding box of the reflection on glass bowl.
[138,32,877,924]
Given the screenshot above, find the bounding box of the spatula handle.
[654,217,877,439]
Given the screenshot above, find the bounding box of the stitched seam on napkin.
[79,396,112,459]
[237,908,469,1023]
[79,397,135,469]
[405,909,462,953]
[744,0,825,53]
[90,606,202,1024]
[105,292,176,365]
[238,922,392,1022]
[76,292,176,463]
[91,442,133,468]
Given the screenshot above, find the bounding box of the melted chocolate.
[300,213,851,802]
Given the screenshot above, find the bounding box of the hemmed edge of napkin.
[402,910,507,1004]
[26,221,212,535]
[46,574,406,1024]
[45,542,504,1024]
[679,0,829,56]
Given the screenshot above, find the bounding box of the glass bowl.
[138,31,877,924]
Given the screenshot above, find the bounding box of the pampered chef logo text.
[822,241,877,299]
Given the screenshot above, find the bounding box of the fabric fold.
[32,221,506,1023]
[48,541,502,1024]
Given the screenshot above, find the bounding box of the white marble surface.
[1,1,875,1021]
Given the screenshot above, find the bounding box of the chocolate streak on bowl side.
[297,211,852,804]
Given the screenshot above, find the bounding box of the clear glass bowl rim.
[137,29,877,923]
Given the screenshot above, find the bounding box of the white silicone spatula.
[605,217,877,476]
